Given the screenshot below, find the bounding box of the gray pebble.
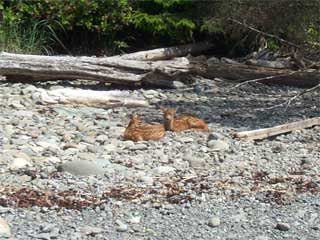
[275,222,290,231]
[208,217,221,227]
[58,160,105,176]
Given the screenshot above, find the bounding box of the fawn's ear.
[131,113,138,118]
[160,107,167,113]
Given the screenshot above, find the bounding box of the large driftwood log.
[116,42,213,61]
[206,62,320,88]
[234,117,320,140]
[36,88,149,108]
[0,48,207,88]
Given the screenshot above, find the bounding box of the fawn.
[161,108,209,132]
[123,113,166,141]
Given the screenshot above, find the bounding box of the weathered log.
[234,117,320,140]
[36,88,149,108]
[116,42,213,61]
[246,59,293,69]
[205,62,320,88]
[0,51,207,88]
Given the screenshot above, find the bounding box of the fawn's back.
[123,114,166,141]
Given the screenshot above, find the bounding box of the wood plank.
[234,117,320,140]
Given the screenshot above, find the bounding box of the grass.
[0,19,66,55]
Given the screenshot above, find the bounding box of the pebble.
[108,127,125,138]
[30,233,52,240]
[208,132,225,141]
[0,217,11,238]
[153,166,175,175]
[122,140,135,149]
[208,217,221,227]
[40,223,57,233]
[255,236,270,240]
[104,144,117,152]
[36,140,59,149]
[275,222,290,231]
[81,226,105,235]
[188,158,206,168]
[58,160,105,176]
[179,137,194,143]
[129,144,148,151]
[115,220,128,232]
[129,215,141,224]
[138,175,154,185]
[9,158,32,170]
[207,140,229,151]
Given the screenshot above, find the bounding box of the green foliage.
[131,12,195,42]
[199,0,320,55]
[130,0,196,44]
[0,0,199,54]
[266,38,280,52]
[306,24,320,48]
[1,0,318,56]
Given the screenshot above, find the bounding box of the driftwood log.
[205,62,320,88]
[234,117,320,140]
[0,43,211,88]
[115,42,213,61]
[36,88,149,108]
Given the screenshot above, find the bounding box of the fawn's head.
[161,108,177,121]
[128,113,142,126]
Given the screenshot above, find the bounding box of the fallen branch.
[234,117,320,140]
[261,83,320,111]
[230,72,297,89]
[36,88,149,108]
[229,18,300,49]
[205,62,320,88]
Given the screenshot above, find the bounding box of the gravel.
[0,78,319,239]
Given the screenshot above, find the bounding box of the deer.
[161,108,209,132]
[123,113,166,141]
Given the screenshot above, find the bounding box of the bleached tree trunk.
[0,49,207,88]
[36,88,149,108]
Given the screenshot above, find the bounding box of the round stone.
[208,217,221,227]
[58,160,105,176]
[207,140,229,151]
[9,158,32,170]
[275,222,290,231]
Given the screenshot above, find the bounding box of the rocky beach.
[0,78,319,240]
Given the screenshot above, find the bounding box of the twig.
[229,18,300,49]
[260,83,320,111]
[230,72,297,89]
[305,60,320,69]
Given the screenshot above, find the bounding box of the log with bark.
[0,42,211,88]
[205,62,320,88]
[234,117,320,140]
[35,88,149,108]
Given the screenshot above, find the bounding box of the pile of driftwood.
[0,42,211,108]
[0,42,210,88]
[206,49,320,88]
[1,41,319,90]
